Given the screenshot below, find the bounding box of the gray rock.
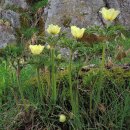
[0,0,27,47]
[3,0,28,9]
[0,9,20,28]
[0,9,20,48]
[0,25,16,48]
[45,0,130,29]
[45,0,104,28]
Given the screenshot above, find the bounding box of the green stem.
[11,88,20,112]
[69,50,74,111]
[36,67,43,102]
[74,74,81,129]
[101,42,106,68]
[120,92,129,129]
[51,47,57,103]
[94,42,106,112]
[16,70,27,111]
[90,91,93,115]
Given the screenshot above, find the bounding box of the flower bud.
[59,114,66,123]
[46,45,51,49]
[57,54,61,60]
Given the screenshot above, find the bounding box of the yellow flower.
[100,7,120,21]
[71,26,85,39]
[29,44,44,55]
[47,24,61,35]
[59,114,66,123]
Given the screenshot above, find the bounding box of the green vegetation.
[0,1,130,130]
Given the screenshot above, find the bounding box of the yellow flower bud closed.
[57,54,62,60]
[47,24,61,35]
[19,58,25,65]
[100,7,120,21]
[59,114,66,123]
[46,45,51,49]
[29,44,44,55]
[71,26,85,39]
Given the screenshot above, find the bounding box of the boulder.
[3,0,28,9]
[0,24,15,48]
[0,9,20,28]
[0,0,28,48]
[45,0,104,28]
[45,0,130,28]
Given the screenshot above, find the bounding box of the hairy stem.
[51,47,57,103]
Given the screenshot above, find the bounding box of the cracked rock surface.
[45,0,130,28]
[45,0,104,28]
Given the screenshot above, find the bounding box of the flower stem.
[69,50,74,111]
[90,91,93,115]
[51,47,57,103]
[101,42,106,68]
[16,68,27,111]
[36,67,43,103]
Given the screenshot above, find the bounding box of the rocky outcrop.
[0,0,27,48]
[45,0,130,28]
[45,0,104,28]
[0,0,130,48]
[0,0,28,26]
[2,0,28,9]
[0,10,20,27]
[0,24,15,48]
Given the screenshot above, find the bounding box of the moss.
[20,14,30,28]
[81,66,130,87]
[62,15,71,28]
[38,17,45,35]
[24,68,68,88]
